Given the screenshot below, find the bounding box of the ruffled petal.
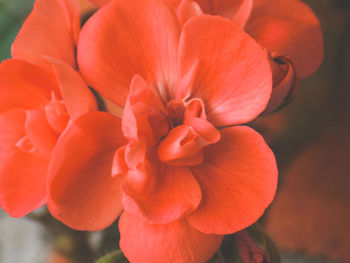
[78,0,180,107]
[48,58,97,120]
[122,165,201,224]
[11,0,79,67]
[0,59,55,112]
[187,126,278,234]
[119,212,223,263]
[48,111,126,230]
[0,109,48,217]
[122,75,167,145]
[245,0,323,78]
[178,15,272,127]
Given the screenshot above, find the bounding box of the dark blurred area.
[0,0,350,262]
[252,0,350,262]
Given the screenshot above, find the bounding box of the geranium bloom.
[0,0,97,217]
[89,0,324,113]
[47,0,278,262]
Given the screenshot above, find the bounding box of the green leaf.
[207,252,228,263]
[264,234,281,263]
[0,0,35,61]
[246,223,266,249]
[219,236,241,263]
[96,250,129,263]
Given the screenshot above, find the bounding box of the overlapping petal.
[0,110,48,217]
[122,165,201,224]
[88,0,111,7]
[25,110,58,157]
[193,0,252,27]
[178,15,272,127]
[78,0,180,107]
[0,59,55,112]
[245,0,323,78]
[119,212,223,263]
[48,58,98,120]
[176,0,203,27]
[11,0,79,67]
[187,126,278,234]
[48,111,126,230]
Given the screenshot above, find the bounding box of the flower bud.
[264,54,299,114]
[215,224,281,263]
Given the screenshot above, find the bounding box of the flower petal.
[264,56,298,114]
[119,212,223,263]
[187,126,278,234]
[177,0,203,27]
[245,0,323,78]
[178,15,272,127]
[195,0,252,27]
[88,0,111,7]
[48,58,97,120]
[0,109,48,217]
[122,165,201,224]
[11,0,79,67]
[0,59,55,112]
[25,110,58,157]
[78,0,180,107]
[122,75,166,144]
[48,111,126,230]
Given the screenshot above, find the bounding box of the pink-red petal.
[48,58,97,120]
[122,165,201,224]
[78,0,180,107]
[245,0,323,78]
[11,0,79,67]
[119,212,223,263]
[0,59,55,112]
[25,110,58,157]
[178,15,272,127]
[88,0,111,7]
[0,109,48,217]
[187,126,278,235]
[176,0,203,27]
[264,56,298,114]
[48,111,126,230]
[194,0,252,27]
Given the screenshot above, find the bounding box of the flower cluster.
[0,0,323,262]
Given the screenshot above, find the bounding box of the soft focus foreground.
[0,0,347,263]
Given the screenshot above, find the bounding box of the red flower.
[0,0,97,217]
[89,0,324,113]
[47,0,278,262]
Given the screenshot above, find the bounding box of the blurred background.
[0,0,349,262]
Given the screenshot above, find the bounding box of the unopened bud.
[264,53,298,114]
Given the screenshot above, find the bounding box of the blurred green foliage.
[0,0,34,61]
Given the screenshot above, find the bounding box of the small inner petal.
[45,92,69,134]
[15,136,35,154]
[167,99,185,127]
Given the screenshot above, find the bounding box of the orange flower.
[47,0,278,262]
[90,0,324,113]
[0,0,97,217]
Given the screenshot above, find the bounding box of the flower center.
[156,98,220,166]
